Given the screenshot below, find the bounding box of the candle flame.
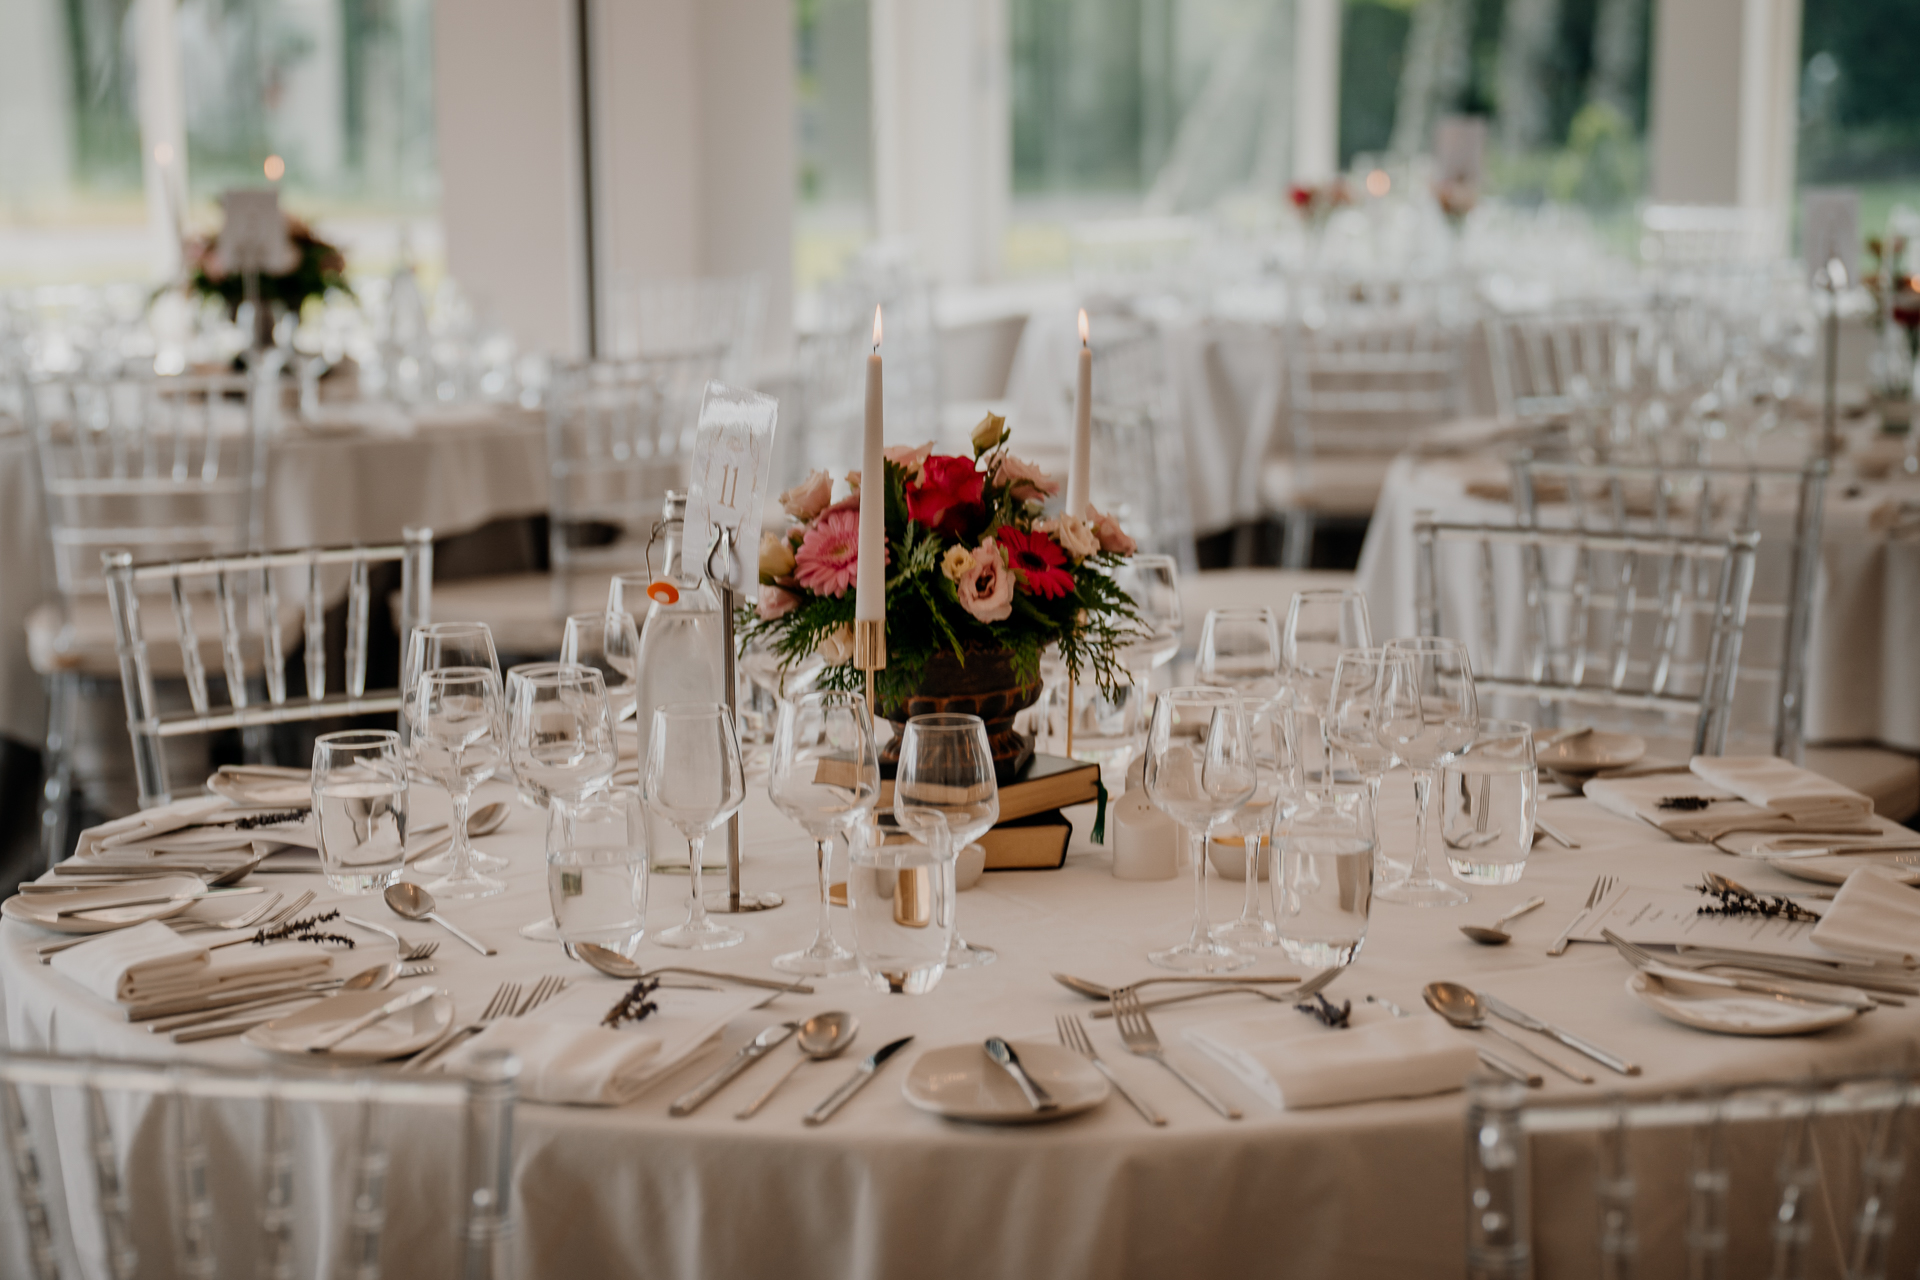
[1078,309,1089,346]
[872,305,883,351]
[264,155,286,182]
[1366,168,1390,197]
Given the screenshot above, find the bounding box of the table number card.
[1801,187,1858,285]
[683,382,779,593]
[218,189,298,275]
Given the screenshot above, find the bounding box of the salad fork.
[401,982,521,1072]
[1056,1014,1164,1126]
[1547,875,1615,956]
[1110,988,1241,1120]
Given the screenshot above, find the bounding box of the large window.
[794,0,873,292]
[1798,0,1920,235]
[0,0,439,287]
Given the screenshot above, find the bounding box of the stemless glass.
[1211,698,1296,949]
[1373,637,1478,907]
[1283,589,1373,794]
[406,622,506,873]
[410,667,508,899]
[546,789,648,957]
[892,714,999,969]
[561,611,643,721]
[1326,647,1405,880]
[768,691,878,975]
[311,730,408,894]
[1112,553,1184,670]
[1197,608,1283,700]
[1142,687,1259,972]
[1442,719,1538,885]
[1274,782,1376,967]
[849,819,955,995]
[643,702,748,950]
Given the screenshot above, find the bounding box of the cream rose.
[779,470,833,521]
[817,622,856,664]
[1046,514,1100,563]
[1087,505,1137,556]
[884,441,935,481]
[994,453,1060,500]
[970,412,1008,456]
[940,545,975,583]
[758,585,799,620]
[759,531,797,580]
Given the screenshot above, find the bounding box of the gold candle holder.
[853,618,886,715]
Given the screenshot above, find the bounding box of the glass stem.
[1241,835,1264,923]
[448,783,474,880]
[1186,825,1210,948]
[813,837,835,947]
[687,834,709,929]
[1410,769,1435,883]
[1318,719,1334,801]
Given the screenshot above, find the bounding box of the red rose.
[906,454,986,537]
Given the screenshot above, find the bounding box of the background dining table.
[4,773,1917,1280]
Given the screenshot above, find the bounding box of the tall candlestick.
[854,306,887,704]
[1067,308,1092,519]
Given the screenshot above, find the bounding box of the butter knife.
[669,1023,798,1117]
[984,1038,1056,1112]
[307,986,437,1053]
[804,1035,914,1126]
[1482,994,1640,1076]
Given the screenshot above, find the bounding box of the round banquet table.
[4,779,1919,1280]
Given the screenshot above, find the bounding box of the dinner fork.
[515,974,568,1016]
[173,890,284,936]
[401,982,521,1072]
[1110,988,1241,1120]
[1547,875,1616,956]
[1090,966,1345,1019]
[1056,1014,1165,1126]
[340,915,439,961]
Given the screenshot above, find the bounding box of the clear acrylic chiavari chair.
[0,1047,518,1280]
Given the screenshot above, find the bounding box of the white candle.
[1067,308,1092,519]
[855,305,886,622]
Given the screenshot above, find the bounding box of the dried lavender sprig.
[602,977,662,1029]
[251,909,357,948]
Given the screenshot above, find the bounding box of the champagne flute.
[768,691,877,975]
[1211,698,1296,949]
[1326,647,1405,880]
[644,702,748,949]
[406,622,506,872]
[1143,687,1258,972]
[1373,637,1477,907]
[410,667,508,900]
[1282,589,1373,796]
[892,714,999,969]
[562,611,643,721]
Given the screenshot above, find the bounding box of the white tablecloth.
[1354,447,1920,751]
[0,405,548,745]
[5,779,1917,1279]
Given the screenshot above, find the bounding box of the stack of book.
[876,754,1099,870]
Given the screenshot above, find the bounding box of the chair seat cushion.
[1803,745,1920,824]
[417,573,575,658]
[27,599,306,681]
[1261,455,1395,516]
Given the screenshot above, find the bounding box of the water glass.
[768,691,877,975]
[546,789,648,956]
[893,713,999,968]
[1443,719,1538,885]
[1373,637,1477,907]
[1111,553,1183,669]
[561,611,643,720]
[405,622,505,873]
[410,666,508,899]
[643,702,747,950]
[1211,698,1297,949]
[1048,671,1147,786]
[1197,607,1283,700]
[1326,647,1403,879]
[1275,782,1375,968]
[1143,686,1258,972]
[311,730,408,894]
[849,821,954,995]
[508,663,617,809]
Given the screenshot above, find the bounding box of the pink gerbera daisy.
[995,526,1073,598]
[792,506,865,597]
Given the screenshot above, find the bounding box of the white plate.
[208,766,313,809]
[2,876,209,933]
[903,1041,1109,1124]
[242,988,455,1064]
[1625,970,1859,1037]
[1534,730,1646,778]
[1767,854,1920,886]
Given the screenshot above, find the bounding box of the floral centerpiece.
[184,215,352,343]
[744,414,1140,774]
[1431,179,1477,232]
[1289,180,1353,232]
[1864,235,1920,430]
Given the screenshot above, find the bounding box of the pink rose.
[1087,505,1137,556]
[792,505,864,597]
[956,538,1015,624]
[758,585,799,619]
[779,470,834,521]
[884,442,935,481]
[993,453,1060,501]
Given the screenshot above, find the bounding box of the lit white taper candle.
[855,305,886,622]
[1067,308,1092,518]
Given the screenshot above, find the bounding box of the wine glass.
[409,667,508,900]
[605,571,653,631]
[643,702,748,949]
[1197,607,1282,699]
[1282,589,1372,795]
[1142,686,1258,972]
[561,611,642,721]
[1112,553,1183,670]
[892,714,999,969]
[406,622,507,873]
[1326,647,1406,881]
[508,662,617,941]
[1211,698,1296,949]
[768,691,878,975]
[1373,637,1477,907]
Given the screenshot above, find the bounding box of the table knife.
[804,1036,914,1126]
[669,1022,798,1117]
[984,1037,1056,1112]
[1641,963,1877,1012]
[1482,994,1640,1076]
[53,886,263,918]
[306,986,437,1053]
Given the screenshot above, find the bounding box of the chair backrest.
[1466,1071,1915,1280]
[0,1047,517,1280]
[105,529,433,808]
[1287,315,1468,455]
[819,250,943,442]
[1510,454,1828,760]
[782,316,871,489]
[1483,309,1638,426]
[606,273,764,388]
[24,369,274,604]
[1413,515,1759,756]
[1089,316,1199,572]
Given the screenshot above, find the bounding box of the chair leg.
[38,673,76,871]
[1282,511,1316,570]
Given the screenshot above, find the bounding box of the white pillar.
[135,0,188,281]
[1292,0,1341,182]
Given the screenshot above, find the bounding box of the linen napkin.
[1582,773,1784,842]
[1185,1007,1478,1110]
[74,796,231,859]
[440,981,771,1106]
[49,922,334,1005]
[1809,865,1920,966]
[1690,756,1876,828]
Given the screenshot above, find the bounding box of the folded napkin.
[49,921,334,1005]
[1809,866,1920,966]
[1185,1008,1478,1111]
[1583,774,1781,842]
[75,796,230,858]
[71,796,315,867]
[440,982,770,1106]
[1690,756,1876,828]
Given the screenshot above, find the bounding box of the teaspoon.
[404,801,509,865]
[384,883,495,956]
[1422,981,1592,1084]
[735,1011,858,1119]
[1459,896,1547,946]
